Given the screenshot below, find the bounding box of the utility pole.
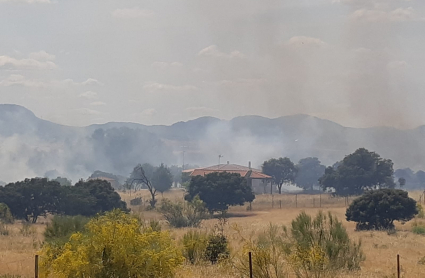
[180,146,188,170]
[218,154,223,169]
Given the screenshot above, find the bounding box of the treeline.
[0,178,127,223]
[264,148,418,196]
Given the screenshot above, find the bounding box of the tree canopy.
[152,163,173,194]
[0,178,127,222]
[185,172,255,213]
[319,148,395,196]
[295,157,326,191]
[0,178,62,223]
[346,189,417,230]
[262,157,297,194]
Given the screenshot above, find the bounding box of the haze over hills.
[0,104,424,183]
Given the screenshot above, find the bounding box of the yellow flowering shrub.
[40,209,183,278]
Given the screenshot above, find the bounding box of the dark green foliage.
[295,157,326,191]
[185,172,255,213]
[0,178,127,222]
[152,164,173,194]
[63,179,128,216]
[262,157,297,194]
[205,234,229,264]
[346,189,417,230]
[44,215,89,245]
[319,148,395,196]
[0,178,62,223]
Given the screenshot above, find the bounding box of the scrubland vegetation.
[0,190,424,277]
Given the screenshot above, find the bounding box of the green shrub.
[286,211,364,278]
[159,198,207,228]
[412,221,425,235]
[44,215,89,244]
[0,203,13,224]
[205,234,229,264]
[182,230,208,264]
[346,189,417,230]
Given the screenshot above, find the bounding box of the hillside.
[0,104,424,182]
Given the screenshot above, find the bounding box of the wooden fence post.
[249,252,253,278]
[397,254,400,278]
[35,254,39,278]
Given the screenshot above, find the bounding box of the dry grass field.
[1,189,425,277]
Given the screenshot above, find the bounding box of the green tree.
[40,210,184,278]
[346,189,417,230]
[152,163,173,195]
[319,148,395,196]
[295,157,326,191]
[185,172,255,213]
[262,157,298,194]
[0,178,62,223]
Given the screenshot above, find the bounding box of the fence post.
[397,254,400,278]
[249,252,253,278]
[35,254,39,278]
[295,194,298,208]
[272,195,274,209]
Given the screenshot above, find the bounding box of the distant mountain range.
[0,104,424,182]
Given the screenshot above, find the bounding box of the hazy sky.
[0,0,424,128]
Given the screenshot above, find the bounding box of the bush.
[130,197,142,206]
[417,204,424,218]
[346,189,417,230]
[44,215,89,244]
[40,209,183,278]
[235,224,287,278]
[205,234,229,264]
[0,203,13,224]
[412,221,425,235]
[159,198,207,228]
[285,211,364,277]
[182,230,208,264]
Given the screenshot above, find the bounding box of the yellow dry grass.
[0,190,424,277]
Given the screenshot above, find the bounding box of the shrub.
[346,189,417,230]
[159,198,207,228]
[412,221,425,235]
[182,230,208,264]
[44,215,89,244]
[417,204,424,218]
[130,197,142,206]
[40,209,183,278]
[205,234,229,264]
[235,224,288,278]
[285,211,364,278]
[0,203,13,224]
